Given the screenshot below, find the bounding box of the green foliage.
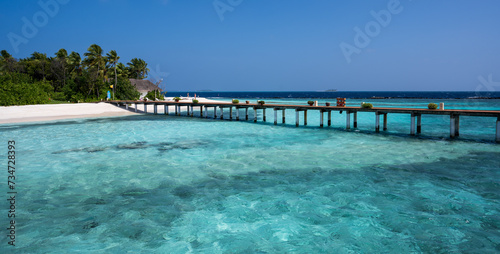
[173,97,181,102]
[232,99,239,104]
[115,78,140,100]
[258,100,265,105]
[0,45,150,105]
[428,103,438,109]
[361,103,373,109]
[192,99,199,103]
[0,73,53,106]
[145,90,164,101]
[307,100,314,105]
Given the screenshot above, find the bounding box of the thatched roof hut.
[129,79,161,98]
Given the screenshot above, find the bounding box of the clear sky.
[1,0,500,91]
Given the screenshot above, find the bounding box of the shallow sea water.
[1,99,500,253]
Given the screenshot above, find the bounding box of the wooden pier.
[108,100,500,143]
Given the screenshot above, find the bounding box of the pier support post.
[154,104,157,115]
[346,111,351,129]
[450,114,456,138]
[135,103,137,112]
[245,108,249,121]
[175,105,178,115]
[236,108,240,121]
[320,110,324,127]
[296,110,300,127]
[230,107,233,120]
[375,112,380,132]
[417,114,422,134]
[410,113,416,135]
[164,105,168,115]
[455,115,460,136]
[204,106,208,118]
[144,104,147,114]
[328,111,331,126]
[274,109,278,125]
[282,109,286,123]
[254,108,257,122]
[214,107,217,119]
[263,108,266,122]
[186,105,190,116]
[354,112,358,128]
[304,110,308,126]
[220,107,224,120]
[383,113,388,131]
[126,104,129,110]
[496,117,500,143]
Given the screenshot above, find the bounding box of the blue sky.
[1,0,500,91]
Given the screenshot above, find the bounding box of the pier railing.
[107,100,500,143]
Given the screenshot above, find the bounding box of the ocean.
[1,92,499,253]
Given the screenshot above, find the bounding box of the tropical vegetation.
[0,44,150,106]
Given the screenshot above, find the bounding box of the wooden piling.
[135,103,138,112]
[296,110,299,127]
[410,113,416,135]
[383,113,388,131]
[450,115,456,138]
[274,108,278,125]
[214,107,217,119]
[126,104,129,110]
[254,108,257,122]
[164,105,168,115]
[346,111,351,129]
[328,111,331,126]
[304,110,308,126]
[230,107,233,120]
[320,110,324,127]
[354,112,358,128]
[282,109,286,123]
[154,104,158,115]
[263,108,266,122]
[455,115,460,136]
[417,114,421,134]
[144,104,147,114]
[375,112,380,132]
[236,108,240,121]
[245,108,249,121]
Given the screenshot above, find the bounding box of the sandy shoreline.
[0,97,221,124]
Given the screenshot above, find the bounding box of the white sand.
[0,98,224,124]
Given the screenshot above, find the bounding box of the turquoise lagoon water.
[1,98,500,253]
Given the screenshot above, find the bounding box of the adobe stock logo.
[340,0,403,64]
[213,0,243,22]
[7,0,70,53]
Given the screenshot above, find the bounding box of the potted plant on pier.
[246,100,250,104]
[325,102,331,106]
[232,99,239,104]
[427,103,438,109]
[307,100,314,106]
[361,103,373,109]
[173,97,181,102]
[258,100,265,105]
[192,99,199,104]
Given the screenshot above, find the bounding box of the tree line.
[0,44,149,106]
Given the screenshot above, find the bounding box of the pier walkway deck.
[108,100,500,143]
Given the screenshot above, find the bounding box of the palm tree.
[83,44,105,97]
[30,52,49,80]
[127,58,149,79]
[68,51,82,78]
[106,50,120,100]
[52,48,68,90]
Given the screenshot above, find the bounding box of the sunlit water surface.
[1,99,499,253]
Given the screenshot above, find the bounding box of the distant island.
[324,89,338,92]
[197,89,214,92]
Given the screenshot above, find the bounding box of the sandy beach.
[0,97,221,124]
